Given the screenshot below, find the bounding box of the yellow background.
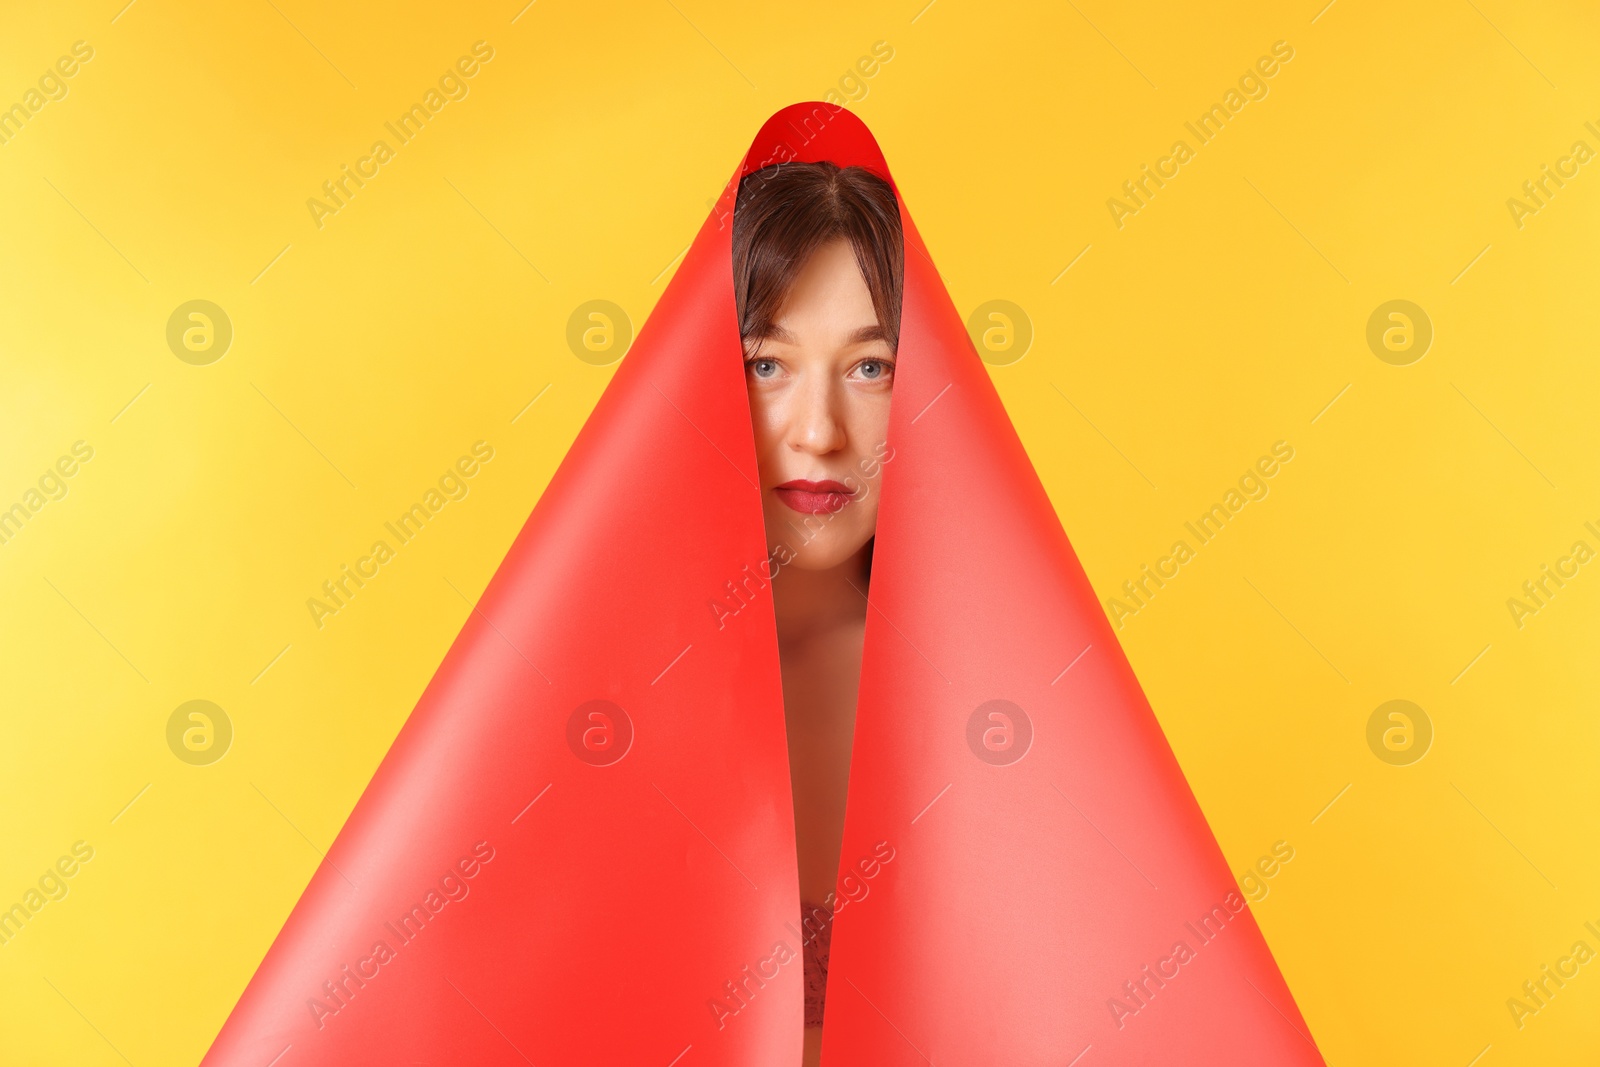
[2,0,1596,1063]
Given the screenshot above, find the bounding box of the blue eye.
[748,359,778,379]
[856,360,893,381]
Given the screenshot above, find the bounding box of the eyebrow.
[753,323,889,346]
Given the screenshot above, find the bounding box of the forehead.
[768,240,880,333]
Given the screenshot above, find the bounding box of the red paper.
[202,103,1325,1066]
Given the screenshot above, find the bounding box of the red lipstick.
[774,479,855,515]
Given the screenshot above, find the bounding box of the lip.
[774,479,856,515]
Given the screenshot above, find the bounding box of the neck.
[771,543,871,647]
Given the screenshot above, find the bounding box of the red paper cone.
[202,103,1325,1067]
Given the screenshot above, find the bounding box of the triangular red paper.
[203,103,1325,1066]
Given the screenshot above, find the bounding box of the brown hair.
[732,161,904,356]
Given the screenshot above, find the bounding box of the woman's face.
[745,237,895,573]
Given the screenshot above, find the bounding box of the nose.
[786,371,847,456]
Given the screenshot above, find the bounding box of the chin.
[781,534,872,573]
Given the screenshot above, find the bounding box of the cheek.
[844,389,891,439]
[852,492,881,536]
[846,399,892,491]
[746,390,787,471]
[847,457,884,503]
